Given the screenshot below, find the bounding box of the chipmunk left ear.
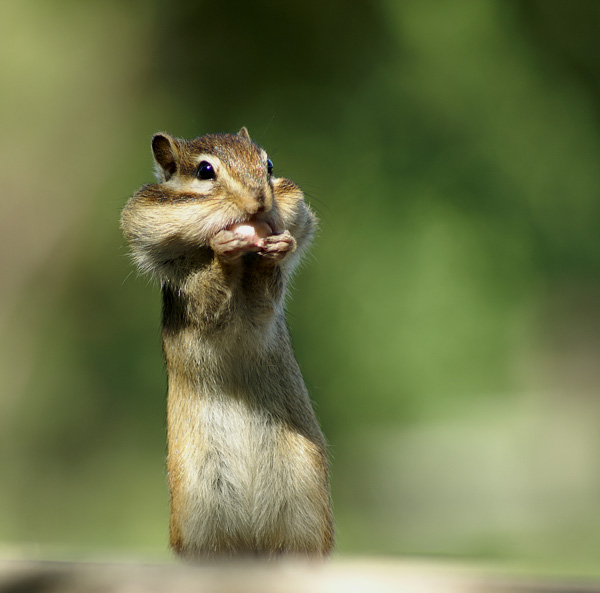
[151,133,179,182]
[238,127,251,140]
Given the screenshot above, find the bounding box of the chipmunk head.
[121,128,312,279]
[152,127,275,218]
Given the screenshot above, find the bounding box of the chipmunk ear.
[238,127,251,140]
[152,133,178,182]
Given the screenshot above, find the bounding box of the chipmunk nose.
[243,187,272,215]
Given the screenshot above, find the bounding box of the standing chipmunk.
[120,128,334,558]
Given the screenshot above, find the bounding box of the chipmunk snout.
[241,187,273,215]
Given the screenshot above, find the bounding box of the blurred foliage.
[2,0,600,572]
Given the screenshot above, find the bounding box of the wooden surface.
[0,557,597,593]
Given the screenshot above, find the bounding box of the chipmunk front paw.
[259,231,297,261]
[210,229,261,262]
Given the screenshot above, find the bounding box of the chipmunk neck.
[159,265,287,397]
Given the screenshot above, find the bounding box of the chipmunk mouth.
[226,213,282,238]
[227,219,273,240]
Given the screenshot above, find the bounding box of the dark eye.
[267,158,273,177]
[196,161,216,180]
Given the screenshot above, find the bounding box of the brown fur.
[121,129,333,558]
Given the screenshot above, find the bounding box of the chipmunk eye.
[196,161,216,180]
[267,158,273,177]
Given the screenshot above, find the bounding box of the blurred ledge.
[0,556,598,593]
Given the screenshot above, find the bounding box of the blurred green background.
[2,0,600,572]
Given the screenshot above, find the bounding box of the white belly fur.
[177,394,326,553]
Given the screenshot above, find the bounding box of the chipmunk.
[120,128,334,558]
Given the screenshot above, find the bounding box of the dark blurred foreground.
[0,558,598,593]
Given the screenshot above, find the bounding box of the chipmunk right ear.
[238,127,251,140]
[152,133,178,181]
